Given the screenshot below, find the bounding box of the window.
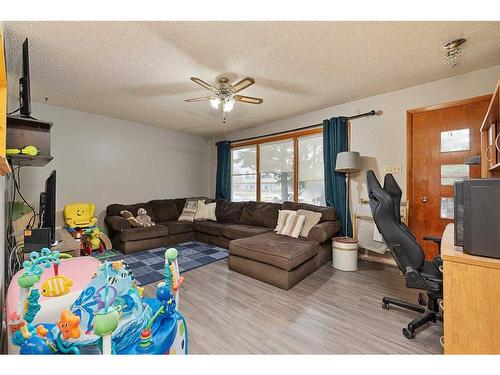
[298,134,325,205]
[440,129,470,153]
[231,146,257,202]
[230,129,325,204]
[440,164,469,185]
[260,140,294,203]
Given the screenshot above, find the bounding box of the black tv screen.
[40,170,56,245]
[20,38,31,117]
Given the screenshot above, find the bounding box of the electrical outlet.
[384,164,402,174]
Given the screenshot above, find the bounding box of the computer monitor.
[39,170,57,245]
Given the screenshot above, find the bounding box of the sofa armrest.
[105,215,131,232]
[307,221,341,243]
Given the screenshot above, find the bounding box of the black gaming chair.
[366,170,443,339]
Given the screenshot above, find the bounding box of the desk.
[442,223,500,354]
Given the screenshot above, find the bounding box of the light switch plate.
[384,164,402,174]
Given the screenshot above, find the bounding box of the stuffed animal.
[120,210,143,228]
[136,208,155,227]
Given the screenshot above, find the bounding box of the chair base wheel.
[402,327,415,339]
[382,301,390,310]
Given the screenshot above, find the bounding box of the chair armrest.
[105,215,131,232]
[307,221,341,243]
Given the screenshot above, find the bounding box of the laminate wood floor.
[143,259,443,354]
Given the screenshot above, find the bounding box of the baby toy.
[7,145,39,157]
[7,246,188,355]
[64,203,98,229]
[136,208,155,227]
[82,227,105,255]
[40,263,73,297]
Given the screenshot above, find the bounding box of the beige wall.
[11,101,212,228]
[211,65,500,211]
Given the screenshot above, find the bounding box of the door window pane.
[298,134,325,205]
[440,129,470,152]
[440,197,454,219]
[441,164,469,185]
[260,140,294,203]
[231,146,257,202]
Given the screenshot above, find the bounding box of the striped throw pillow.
[274,210,295,232]
[178,199,201,222]
[278,212,306,238]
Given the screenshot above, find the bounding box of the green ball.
[165,248,178,261]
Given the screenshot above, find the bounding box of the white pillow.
[275,210,295,232]
[278,212,306,238]
[297,209,322,237]
[195,201,217,221]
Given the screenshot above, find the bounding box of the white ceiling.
[5,21,500,137]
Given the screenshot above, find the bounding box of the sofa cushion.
[229,231,319,271]
[173,198,187,218]
[222,224,272,240]
[159,220,194,235]
[215,200,246,224]
[281,201,337,222]
[194,221,229,237]
[149,199,178,222]
[105,215,131,232]
[119,225,169,242]
[107,202,156,222]
[240,201,280,228]
[307,221,341,243]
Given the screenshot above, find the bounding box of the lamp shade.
[335,151,361,172]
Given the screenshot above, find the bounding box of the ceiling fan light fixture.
[210,97,221,109]
[223,97,235,112]
[443,38,466,68]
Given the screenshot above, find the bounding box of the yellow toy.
[64,202,97,228]
[7,145,39,157]
[82,227,105,255]
[41,275,73,297]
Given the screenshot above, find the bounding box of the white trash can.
[332,237,359,271]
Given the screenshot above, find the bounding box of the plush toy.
[136,208,155,227]
[64,203,98,228]
[82,227,105,255]
[120,210,143,228]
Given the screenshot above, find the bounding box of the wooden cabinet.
[441,224,500,354]
[0,30,11,176]
[480,80,500,178]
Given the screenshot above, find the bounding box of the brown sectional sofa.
[105,198,341,289]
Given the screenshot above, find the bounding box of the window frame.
[230,127,323,203]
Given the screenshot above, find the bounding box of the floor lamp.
[335,151,361,239]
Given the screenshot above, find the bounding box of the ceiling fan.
[185,76,263,124]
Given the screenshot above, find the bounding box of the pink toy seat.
[7,256,100,318]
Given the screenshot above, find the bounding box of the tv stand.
[50,229,79,257]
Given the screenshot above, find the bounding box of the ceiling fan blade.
[234,95,263,104]
[231,77,255,93]
[184,96,213,102]
[190,77,218,92]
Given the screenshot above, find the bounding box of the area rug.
[93,241,228,285]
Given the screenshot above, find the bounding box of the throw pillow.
[297,209,322,238]
[274,210,295,232]
[178,199,199,222]
[278,212,306,238]
[195,201,217,221]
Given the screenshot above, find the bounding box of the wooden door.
[407,96,491,259]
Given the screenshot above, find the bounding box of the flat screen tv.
[40,170,56,245]
[19,38,31,117]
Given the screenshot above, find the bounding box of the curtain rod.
[228,110,378,144]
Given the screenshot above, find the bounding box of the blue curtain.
[323,117,352,237]
[215,141,231,200]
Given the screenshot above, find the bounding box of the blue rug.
[93,241,228,286]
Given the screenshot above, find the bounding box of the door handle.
[421,196,429,203]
